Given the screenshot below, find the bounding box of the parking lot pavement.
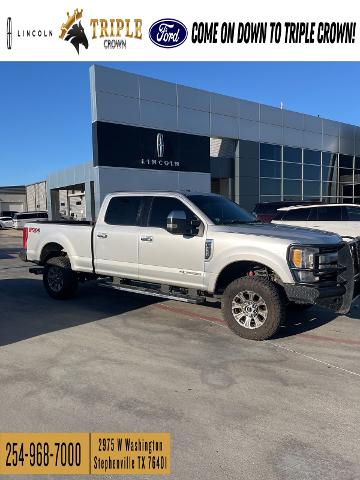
[1,230,360,480]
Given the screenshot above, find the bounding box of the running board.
[98,280,205,304]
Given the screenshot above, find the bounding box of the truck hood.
[209,222,342,245]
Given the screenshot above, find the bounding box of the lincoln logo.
[156,133,164,158]
[7,17,12,49]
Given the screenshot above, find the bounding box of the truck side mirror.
[167,210,201,236]
[166,210,188,235]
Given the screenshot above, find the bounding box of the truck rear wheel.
[221,277,285,340]
[43,255,78,300]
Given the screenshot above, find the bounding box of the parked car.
[1,211,17,218]
[20,191,358,341]
[0,216,13,229]
[13,211,48,229]
[253,201,322,223]
[272,204,360,238]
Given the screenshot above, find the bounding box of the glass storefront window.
[260,178,281,195]
[322,181,337,197]
[339,169,354,182]
[260,143,281,161]
[303,180,320,197]
[304,149,321,165]
[322,152,337,168]
[322,165,336,182]
[283,180,302,197]
[303,164,320,181]
[355,157,360,173]
[283,146,302,163]
[260,160,281,178]
[283,162,302,179]
[339,154,354,170]
[341,185,354,198]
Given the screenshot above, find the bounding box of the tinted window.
[308,207,318,221]
[283,146,302,164]
[260,178,281,195]
[304,150,321,165]
[149,197,195,229]
[260,160,281,178]
[0,217,12,221]
[283,180,302,197]
[273,211,284,220]
[303,181,320,197]
[282,208,310,221]
[260,143,281,161]
[322,152,337,168]
[303,164,320,180]
[317,206,342,221]
[346,207,360,221]
[188,195,255,225]
[322,165,335,182]
[339,154,353,169]
[283,163,302,179]
[105,196,142,225]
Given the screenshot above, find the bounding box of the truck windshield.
[188,195,257,225]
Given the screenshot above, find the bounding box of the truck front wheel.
[222,277,285,340]
[43,255,78,300]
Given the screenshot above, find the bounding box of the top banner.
[1,0,359,61]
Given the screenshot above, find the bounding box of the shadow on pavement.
[1,275,360,347]
[0,247,21,260]
[0,278,159,347]
[275,302,360,338]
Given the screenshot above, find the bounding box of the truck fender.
[38,234,77,269]
[207,250,293,292]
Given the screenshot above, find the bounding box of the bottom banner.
[0,432,170,475]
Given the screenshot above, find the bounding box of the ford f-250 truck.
[20,191,359,341]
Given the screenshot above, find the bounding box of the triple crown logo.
[59,9,88,54]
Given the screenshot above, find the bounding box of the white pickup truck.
[20,191,358,341]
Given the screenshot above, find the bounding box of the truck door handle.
[97,233,108,239]
[141,236,153,242]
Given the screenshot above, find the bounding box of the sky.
[1,61,360,186]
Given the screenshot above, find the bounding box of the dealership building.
[31,65,360,220]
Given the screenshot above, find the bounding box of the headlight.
[289,246,319,283]
[289,246,318,269]
[289,246,339,283]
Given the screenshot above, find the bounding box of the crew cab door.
[94,195,142,278]
[138,196,206,288]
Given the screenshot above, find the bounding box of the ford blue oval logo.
[149,18,188,48]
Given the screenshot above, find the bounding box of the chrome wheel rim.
[47,266,64,293]
[231,290,268,329]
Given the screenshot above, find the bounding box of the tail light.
[23,227,29,249]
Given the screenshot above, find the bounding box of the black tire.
[221,277,285,340]
[287,302,313,312]
[43,255,78,300]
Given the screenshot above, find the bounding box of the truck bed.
[25,221,94,273]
